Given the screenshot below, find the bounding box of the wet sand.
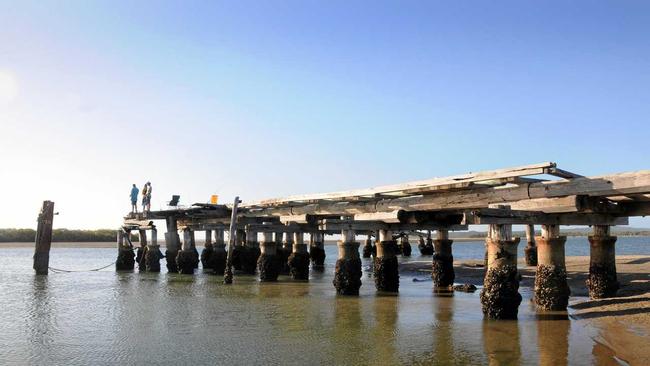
[404,255,650,365]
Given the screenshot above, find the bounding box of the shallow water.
[1,238,645,365]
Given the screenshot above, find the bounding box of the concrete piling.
[231,229,245,271]
[211,229,227,275]
[310,231,326,267]
[136,229,148,271]
[399,235,412,257]
[144,227,162,272]
[431,229,454,288]
[524,224,538,267]
[374,230,399,292]
[288,232,310,280]
[258,231,281,281]
[200,229,214,269]
[333,230,362,295]
[241,229,260,274]
[177,228,199,274]
[280,232,293,274]
[164,217,181,273]
[480,224,522,319]
[115,229,135,271]
[586,225,619,299]
[418,232,434,255]
[362,234,373,258]
[534,225,570,310]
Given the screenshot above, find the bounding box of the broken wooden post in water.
[431,229,454,288]
[374,229,399,292]
[33,200,54,275]
[333,229,362,295]
[534,224,570,310]
[587,225,619,299]
[524,224,538,266]
[224,196,241,284]
[288,231,310,280]
[137,228,147,271]
[480,223,522,319]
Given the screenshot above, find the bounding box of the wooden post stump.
[33,201,54,275]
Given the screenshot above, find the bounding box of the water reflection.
[482,320,522,365]
[537,313,570,366]
[332,296,368,364]
[432,293,456,364]
[28,276,56,364]
[370,295,399,365]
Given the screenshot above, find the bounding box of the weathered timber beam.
[465,209,628,226]
[619,201,650,217]
[544,167,584,179]
[319,219,468,232]
[354,211,403,223]
[492,196,582,213]
[241,171,650,217]
[246,223,319,233]
[253,162,557,206]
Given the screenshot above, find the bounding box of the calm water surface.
[1,237,647,365]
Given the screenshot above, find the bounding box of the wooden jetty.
[120,162,650,319]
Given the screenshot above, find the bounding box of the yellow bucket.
[210,195,219,204]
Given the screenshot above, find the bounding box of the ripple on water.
[0,245,629,365]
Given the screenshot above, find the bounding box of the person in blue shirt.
[130,184,139,213]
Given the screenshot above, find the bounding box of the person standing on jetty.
[130,184,139,213]
[142,182,152,213]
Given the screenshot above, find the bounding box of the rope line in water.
[48,261,116,273]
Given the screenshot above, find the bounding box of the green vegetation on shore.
[0,228,138,242]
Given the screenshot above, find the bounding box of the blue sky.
[1,1,649,229]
